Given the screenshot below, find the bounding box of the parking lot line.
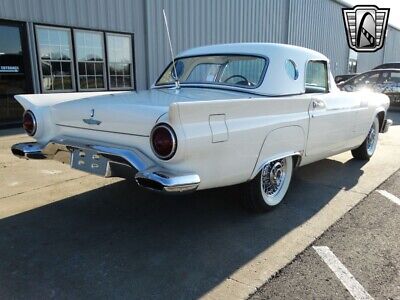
[313,246,373,300]
[377,190,400,206]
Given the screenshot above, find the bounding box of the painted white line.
[313,246,373,300]
[377,190,400,206]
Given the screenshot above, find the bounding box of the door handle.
[312,99,326,109]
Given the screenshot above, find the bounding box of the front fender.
[250,125,305,179]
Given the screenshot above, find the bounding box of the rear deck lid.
[52,90,183,136]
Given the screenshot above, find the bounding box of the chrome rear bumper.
[11,138,200,193]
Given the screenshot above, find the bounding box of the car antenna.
[162,9,180,89]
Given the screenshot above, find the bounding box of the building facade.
[0,0,399,125]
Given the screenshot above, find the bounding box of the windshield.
[156,55,267,89]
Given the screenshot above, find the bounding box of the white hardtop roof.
[174,43,333,96]
[178,43,328,61]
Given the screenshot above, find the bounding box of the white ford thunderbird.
[12,43,392,212]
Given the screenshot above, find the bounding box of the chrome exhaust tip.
[135,167,200,193]
[11,143,46,159]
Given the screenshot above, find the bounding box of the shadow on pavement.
[0,158,364,299]
[387,110,400,126]
[0,127,24,137]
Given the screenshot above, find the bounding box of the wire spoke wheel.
[366,123,377,155]
[261,159,287,197]
[259,156,293,207]
[351,116,380,161]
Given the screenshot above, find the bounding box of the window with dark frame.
[74,30,106,91]
[305,61,329,93]
[106,33,134,90]
[36,26,75,92]
[34,25,135,93]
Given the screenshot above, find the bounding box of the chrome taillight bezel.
[22,110,37,136]
[150,123,177,160]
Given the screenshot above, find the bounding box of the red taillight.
[22,110,37,136]
[150,124,177,160]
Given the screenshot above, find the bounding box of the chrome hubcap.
[261,159,287,197]
[367,124,376,154]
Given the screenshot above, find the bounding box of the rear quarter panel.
[166,95,311,189]
[355,91,389,139]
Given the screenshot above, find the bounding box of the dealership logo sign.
[342,5,390,52]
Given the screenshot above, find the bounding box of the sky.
[343,0,400,29]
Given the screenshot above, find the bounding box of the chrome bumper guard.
[381,119,393,133]
[11,138,200,193]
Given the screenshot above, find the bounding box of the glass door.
[0,20,32,125]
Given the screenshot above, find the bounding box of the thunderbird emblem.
[83,109,102,125]
[342,5,390,52]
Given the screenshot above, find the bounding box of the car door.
[305,61,359,157]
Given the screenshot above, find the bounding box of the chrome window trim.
[304,59,329,94]
[155,53,269,90]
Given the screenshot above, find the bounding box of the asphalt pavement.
[250,169,400,300]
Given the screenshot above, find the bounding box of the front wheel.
[351,116,379,160]
[240,156,293,212]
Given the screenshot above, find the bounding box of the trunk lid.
[52,90,187,136]
[51,88,250,136]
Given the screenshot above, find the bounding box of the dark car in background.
[373,63,400,70]
[334,74,359,84]
[338,69,400,109]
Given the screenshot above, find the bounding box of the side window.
[388,72,400,84]
[351,72,380,87]
[381,72,400,93]
[305,61,328,93]
[364,73,381,85]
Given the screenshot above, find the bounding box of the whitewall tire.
[351,116,379,160]
[241,156,293,212]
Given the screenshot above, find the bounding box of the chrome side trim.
[55,124,149,137]
[11,138,200,193]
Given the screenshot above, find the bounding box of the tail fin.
[14,92,121,111]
